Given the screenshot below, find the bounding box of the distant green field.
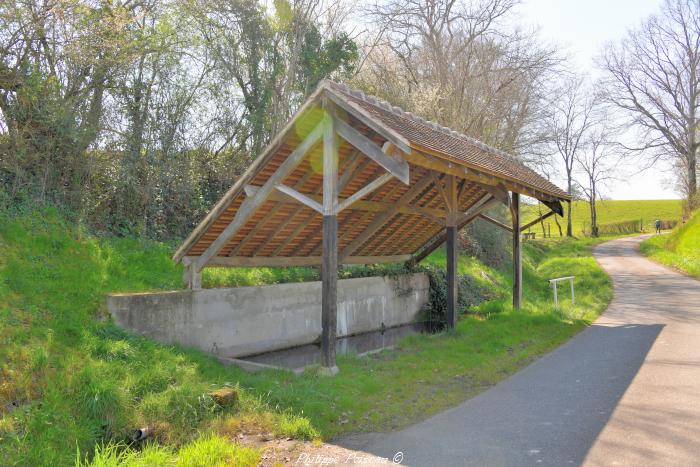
[522,199,683,236]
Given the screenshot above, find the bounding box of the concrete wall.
[107,273,429,357]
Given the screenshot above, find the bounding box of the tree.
[600,0,700,210]
[360,0,558,160]
[0,0,145,205]
[546,76,595,236]
[574,116,622,236]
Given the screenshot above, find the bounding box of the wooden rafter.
[275,184,323,213]
[337,173,393,212]
[193,121,324,271]
[411,194,499,264]
[333,116,410,185]
[478,213,513,232]
[339,174,435,260]
[520,210,556,232]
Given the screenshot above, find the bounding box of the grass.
[522,199,683,236]
[75,435,259,467]
[640,209,700,277]
[0,208,613,465]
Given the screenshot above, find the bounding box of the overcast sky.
[516,0,680,200]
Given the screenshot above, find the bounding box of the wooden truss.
[175,81,569,371]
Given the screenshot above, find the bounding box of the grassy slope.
[0,209,612,465]
[522,199,682,235]
[640,210,700,277]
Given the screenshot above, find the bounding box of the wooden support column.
[321,103,339,375]
[183,264,202,290]
[511,192,522,309]
[445,175,458,329]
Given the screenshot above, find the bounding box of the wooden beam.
[457,178,469,203]
[183,264,202,290]
[405,205,445,226]
[402,149,564,203]
[333,116,410,184]
[193,121,324,272]
[337,173,393,212]
[331,176,406,257]
[446,174,458,225]
[227,206,280,257]
[323,87,412,154]
[247,150,358,258]
[480,183,511,207]
[478,213,513,232]
[411,195,499,264]
[248,167,319,256]
[252,187,448,217]
[362,184,444,256]
[337,150,365,191]
[173,84,328,263]
[512,192,522,310]
[340,174,434,260]
[542,199,564,216]
[431,172,451,208]
[191,254,412,268]
[520,210,555,232]
[276,184,323,213]
[321,105,339,373]
[446,224,458,329]
[446,174,458,329]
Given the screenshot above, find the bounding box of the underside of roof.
[174,80,569,268]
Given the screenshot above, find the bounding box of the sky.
[516,0,680,200]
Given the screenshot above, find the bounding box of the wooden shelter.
[174,80,570,372]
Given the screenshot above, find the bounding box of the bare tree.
[359,0,559,160]
[600,0,700,210]
[574,117,622,236]
[546,75,595,236]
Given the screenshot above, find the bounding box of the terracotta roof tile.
[324,80,569,200]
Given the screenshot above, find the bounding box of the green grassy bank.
[640,209,700,277]
[1,209,612,465]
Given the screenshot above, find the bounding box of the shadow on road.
[337,322,663,466]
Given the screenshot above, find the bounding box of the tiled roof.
[324,80,569,200]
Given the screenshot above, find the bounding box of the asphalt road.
[339,235,700,466]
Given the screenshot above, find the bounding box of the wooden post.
[321,103,339,375]
[512,192,522,309]
[446,175,458,329]
[183,264,202,290]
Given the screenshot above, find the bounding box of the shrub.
[584,219,642,236]
[423,266,488,330]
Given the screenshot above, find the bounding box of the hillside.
[640,210,700,277]
[0,209,612,465]
[522,199,683,236]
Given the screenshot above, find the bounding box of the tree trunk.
[554,210,563,236]
[688,145,697,210]
[538,203,547,237]
[566,176,573,236]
